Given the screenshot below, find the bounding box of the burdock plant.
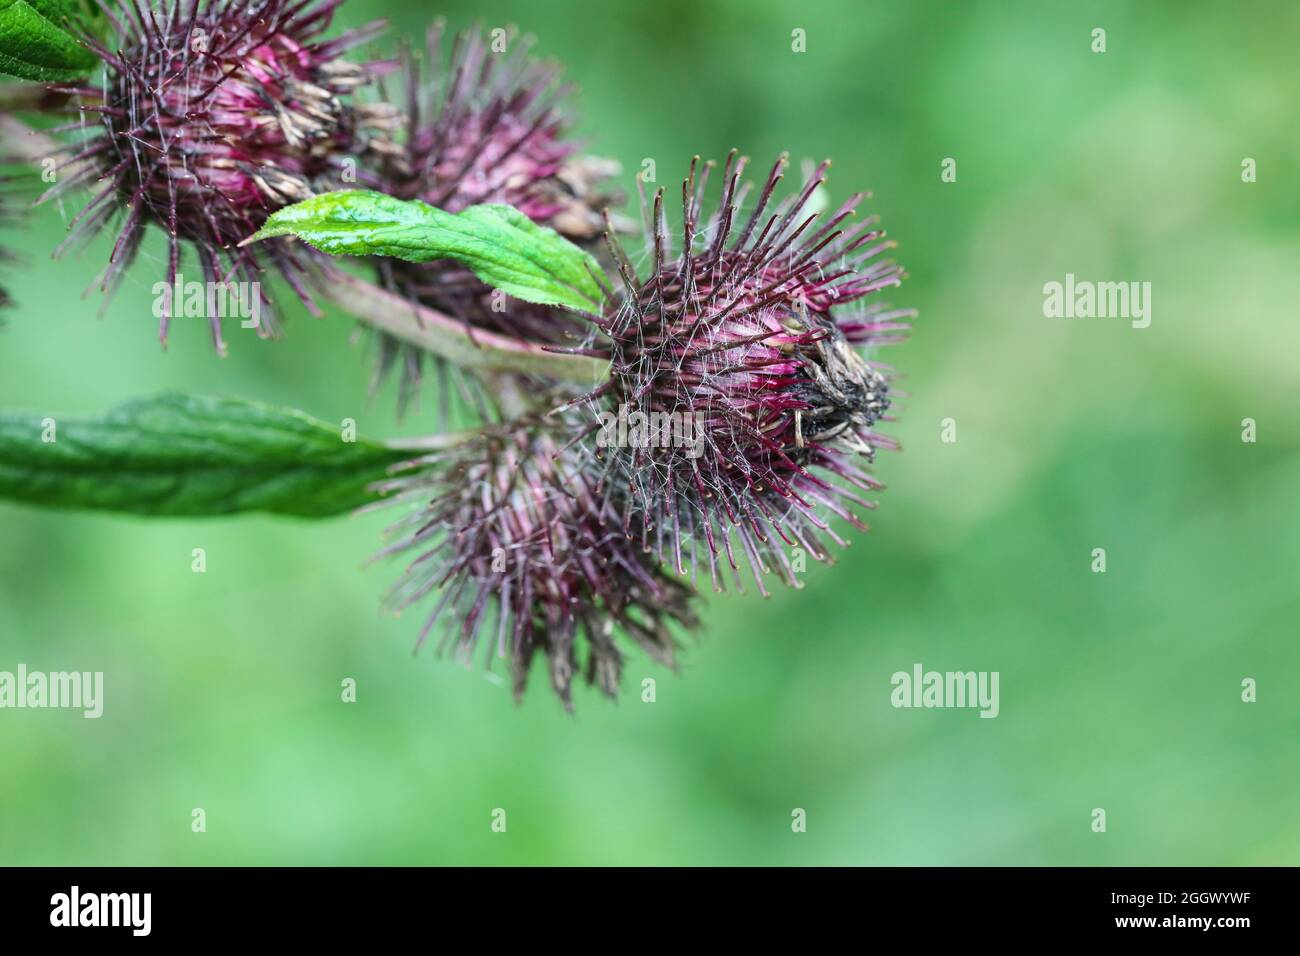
[582,153,910,593]
[0,0,911,708]
[359,22,622,412]
[372,411,696,707]
[45,0,396,347]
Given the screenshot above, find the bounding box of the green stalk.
[321,269,608,386]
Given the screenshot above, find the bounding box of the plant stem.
[383,430,479,452]
[0,84,65,113]
[0,112,92,182]
[320,269,608,386]
[0,112,57,162]
[480,371,533,419]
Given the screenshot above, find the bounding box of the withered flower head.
[584,152,914,594]
[45,0,394,351]
[366,22,623,412]
[373,416,697,708]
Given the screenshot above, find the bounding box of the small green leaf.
[0,0,97,82]
[0,394,413,518]
[249,190,606,313]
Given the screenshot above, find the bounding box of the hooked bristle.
[43,0,394,349]
[579,152,915,594]
[373,417,697,709]
[363,23,624,416]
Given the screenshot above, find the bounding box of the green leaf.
[0,0,98,82]
[249,190,606,313]
[0,393,413,518]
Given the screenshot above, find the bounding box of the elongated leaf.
[0,393,412,518]
[249,190,606,313]
[0,0,97,82]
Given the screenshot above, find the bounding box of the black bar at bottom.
[0,866,1288,940]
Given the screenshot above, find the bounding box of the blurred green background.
[2,0,1298,865]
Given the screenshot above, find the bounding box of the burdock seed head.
[372,416,697,709]
[378,21,618,241]
[584,151,915,594]
[45,0,396,351]
[364,22,624,412]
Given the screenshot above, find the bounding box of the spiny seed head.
[46,0,394,352]
[584,152,915,594]
[366,22,623,412]
[378,21,618,237]
[372,417,697,709]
